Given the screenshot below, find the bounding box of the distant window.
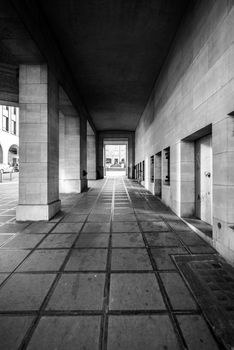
[2,106,9,132]
[163,147,170,185]
[11,112,16,135]
[150,155,154,183]
[142,160,145,181]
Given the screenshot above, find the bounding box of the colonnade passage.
[0,177,227,349]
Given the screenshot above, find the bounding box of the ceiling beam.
[10,0,96,133]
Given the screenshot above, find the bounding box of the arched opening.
[8,144,19,166]
[0,144,3,163]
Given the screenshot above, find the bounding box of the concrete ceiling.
[0,1,43,64]
[0,0,189,131]
[38,0,189,131]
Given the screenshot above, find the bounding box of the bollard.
[0,171,2,183]
[10,171,12,181]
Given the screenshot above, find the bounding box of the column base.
[16,200,61,221]
[80,179,88,192]
[59,179,87,193]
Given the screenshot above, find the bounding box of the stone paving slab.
[111,248,152,271]
[46,273,105,311]
[64,249,108,271]
[17,249,68,272]
[0,316,35,350]
[109,273,166,310]
[0,273,56,311]
[0,250,30,272]
[107,315,180,350]
[0,177,224,349]
[75,233,110,248]
[27,316,101,350]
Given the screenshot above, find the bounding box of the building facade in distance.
[0,105,19,166]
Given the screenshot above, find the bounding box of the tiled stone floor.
[0,177,224,349]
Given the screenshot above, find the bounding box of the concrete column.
[87,121,96,180]
[128,134,135,179]
[180,141,195,217]
[59,88,87,193]
[16,64,61,221]
[155,152,162,197]
[144,156,150,190]
[213,116,234,263]
[79,115,88,191]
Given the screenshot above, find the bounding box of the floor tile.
[70,208,91,214]
[52,223,83,234]
[65,249,108,271]
[113,214,136,221]
[136,213,162,221]
[109,273,165,310]
[167,220,192,232]
[87,214,111,222]
[38,234,77,248]
[0,234,13,245]
[111,249,152,270]
[0,250,30,272]
[112,233,144,247]
[177,315,219,350]
[177,231,206,245]
[91,209,111,215]
[75,233,109,248]
[0,223,29,233]
[23,222,56,234]
[0,273,8,285]
[0,216,14,222]
[2,234,45,249]
[49,211,65,222]
[17,249,68,271]
[0,223,30,234]
[112,222,140,233]
[27,316,101,350]
[62,214,88,223]
[150,247,188,270]
[82,222,110,233]
[0,274,55,311]
[114,209,134,215]
[145,232,181,247]
[188,245,216,254]
[140,221,169,232]
[0,316,34,350]
[107,315,180,350]
[46,273,105,310]
[160,272,197,310]
[161,213,180,221]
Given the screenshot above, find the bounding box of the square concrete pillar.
[180,141,195,217]
[16,64,61,221]
[213,116,234,262]
[87,121,96,180]
[79,115,88,191]
[59,88,87,193]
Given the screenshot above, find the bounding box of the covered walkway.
[0,177,228,349]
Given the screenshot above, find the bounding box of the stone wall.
[135,0,234,263]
